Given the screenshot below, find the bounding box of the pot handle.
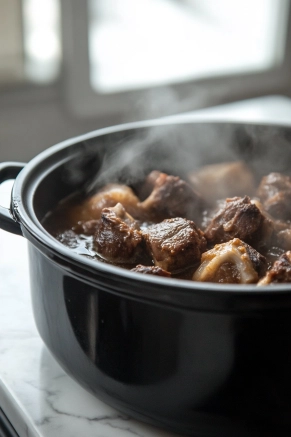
[0,162,25,236]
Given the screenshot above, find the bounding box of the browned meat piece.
[68,184,140,225]
[143,217,206,273]
[258,251,291,285]
[257,172,291,220]
[244,241,268,278]
[193,238,267,284]
[250,204,291,252]
[93,203,144,263]
[188,161,255,204]
[251,200,291,252]
[139,171,203,223]
[131,264,171,277]
[267,218,291,251]
[138,170,162,200]
[204,196,273,248]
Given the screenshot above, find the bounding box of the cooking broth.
[43,162,291,285]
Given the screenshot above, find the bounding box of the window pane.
[89,0,289,93]
[22,0,61,83]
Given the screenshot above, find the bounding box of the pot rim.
[11,117,291,299]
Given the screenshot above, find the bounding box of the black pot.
[1,119,291,437]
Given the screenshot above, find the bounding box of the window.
[0,0,61,86]
[22,0,61,83]
[1,0,291,120]
[61,0,291,119]
[89,0,289,93]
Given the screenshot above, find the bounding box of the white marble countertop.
[1,95,291,437]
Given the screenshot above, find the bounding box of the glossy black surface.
[0,162,24,235]
[0,409,19,437]
[3,120,291,436]
[28,241,291,436]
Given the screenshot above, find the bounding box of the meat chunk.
[188,161,255,204]
[131,265,171,277]
[267,218,291,251]
[204,196,273,248]
[193,238,267,284]
[257,173,291,220]
[250,199,291,252]
[258,251,291,285]
[137,170,162,200]
[143,217,206,273]
[68,184,140,225]
[139,171,203,223]
[93,203,144,263]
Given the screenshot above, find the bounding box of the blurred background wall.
[1,0,291,162]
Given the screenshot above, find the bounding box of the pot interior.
[28,121,291,226]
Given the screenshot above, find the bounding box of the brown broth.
[43,193,198,279]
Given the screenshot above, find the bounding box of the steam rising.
[64,89,291,198]
[132,83,232,119]
[83,122,236,194]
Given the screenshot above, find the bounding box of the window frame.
[2,0,291,117]
[43,0,291,119]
